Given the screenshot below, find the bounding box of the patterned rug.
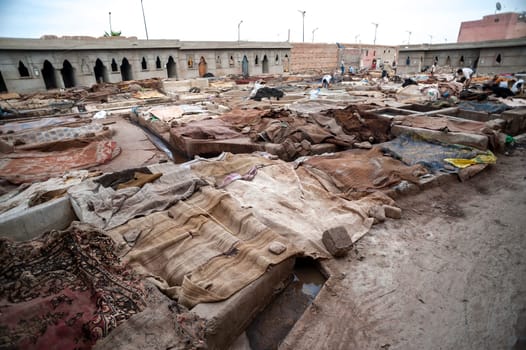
[0,222,146,349]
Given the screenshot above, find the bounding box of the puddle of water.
[246,257,326,350]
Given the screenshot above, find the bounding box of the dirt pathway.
[281,149,526,350]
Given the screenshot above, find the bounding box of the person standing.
[430,62,437,77]
[457,67,474,88]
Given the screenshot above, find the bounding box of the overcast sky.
[0,0,524,45]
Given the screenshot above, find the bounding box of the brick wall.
[290,43,398,73]
[290,43,339,74]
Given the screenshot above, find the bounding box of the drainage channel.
[130,119,188,163]
[246,257,327,350]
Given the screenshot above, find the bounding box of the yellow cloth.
[444,152,497,169]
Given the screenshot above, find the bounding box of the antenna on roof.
[496,2,502,13]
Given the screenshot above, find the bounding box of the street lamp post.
[372,22,378,46]
[312,27,318,43]
[298,10,306,42]
[406,30,411,45]
[238,20,243,41]
[429,34,433,44]
[109,12,112,33]
[141,0,149,40]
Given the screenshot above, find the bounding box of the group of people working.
[456,67,524,96]
[318,63,523,98]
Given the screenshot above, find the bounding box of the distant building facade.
[397,38,526,75]
[457,12,526,43]
[0,37,291,93]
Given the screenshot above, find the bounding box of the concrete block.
[501,108,526,136]
[383,205,402,219]
[0,196,77,241]
[191,78,210,89]
[192,257,295,350]
[322,226,353,257]
[162,79,192,93]
[391,124,489,150]
[368,205,386,224]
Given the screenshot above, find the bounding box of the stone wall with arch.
[0,37,291,93]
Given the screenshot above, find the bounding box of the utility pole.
[406,30,411,45]
[238,20,243,41]
[141,0,149,40]
[298,10,306,42]
[312,27,318,43]
[372,22,378,46]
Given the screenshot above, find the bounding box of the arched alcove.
[198,56,207,77]
[166,56,176,78]
[41,60,57,89]
[242,55,249,78]
[18,61,30,77]
[0,71,7,92]
[94,59,109,83]
[61,60,76,88]
[120,58,133,81]
[262,55,269,73]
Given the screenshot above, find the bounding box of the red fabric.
[0,223,146,349]
[0,140,120,184]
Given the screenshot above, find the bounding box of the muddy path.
[281,149,526,350]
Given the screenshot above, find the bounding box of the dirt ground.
[281,148,526,350]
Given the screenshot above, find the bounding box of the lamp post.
[429,34,433,44]
[406,30,411,45]
[141,0,149,40]
[372,22,378,46]
[238,20,243,41]
[109,12,112,33]
[312,27,318,43]
[298,10,306,42]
